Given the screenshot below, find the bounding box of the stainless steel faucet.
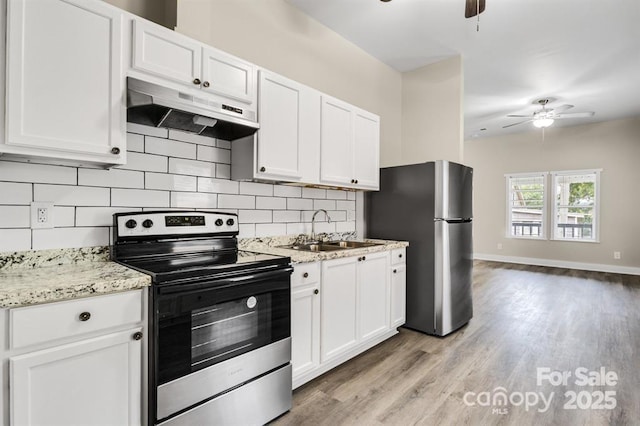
[311,209,332,242]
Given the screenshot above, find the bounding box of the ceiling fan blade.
[555,112,595,119]
[465,0,486,18]
[503,119,533,128]
[506,114,532,118]
[553,104,574,113]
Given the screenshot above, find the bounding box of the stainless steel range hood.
[126,77,259,141]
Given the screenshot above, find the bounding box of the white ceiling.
[286,0,640,140]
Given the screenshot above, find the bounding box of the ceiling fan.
[503,99,595,129]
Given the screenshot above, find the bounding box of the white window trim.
[505,172,548,240]
[550,169,601,243]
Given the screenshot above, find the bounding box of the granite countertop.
[239,234,409,264]
[0,247,151,309]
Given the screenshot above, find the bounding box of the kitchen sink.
[279,240,383,252]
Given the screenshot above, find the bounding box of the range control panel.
[115,211,238,238]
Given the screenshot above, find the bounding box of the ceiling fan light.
[533,118,554,128]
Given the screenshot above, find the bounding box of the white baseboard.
[474,253,640,276]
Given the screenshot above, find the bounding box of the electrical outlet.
[31,202,54,229]
[614,251,621,260]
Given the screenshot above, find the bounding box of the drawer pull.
[314,289,319,295]
[133,332,143,341]
[79,312,91,322]
[393,269,397,273]
[303,272,309,278]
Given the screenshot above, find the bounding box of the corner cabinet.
[1,290,146,426]
[2,0,126,166]
[320,95,380,190]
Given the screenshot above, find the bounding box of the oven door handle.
[158,266,294,294]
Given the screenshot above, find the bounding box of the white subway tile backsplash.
[146,173,197,192]
[256,196,286,210]
[0,182,32,204]
[274,185,302,198]
[216,140,231,149]
[54,207,76,227]
[32,227,109,250]
[313,199,336,211]
[111,189,169,208]
[255,223,287,237]
[119,152,168,173]
[76,207,142,227]
[302,188,326,199]
[169,158,216,177]
[197,177,238,194]
[0,125,362,252]
[238,224,255,238]
[238,210,272,223]
[168,130,216,146]
[0,229,31,252]
[287,198,313,210]
[0,161,76,185]
[218,194,255,209]
[34,185,110,206]
[127,133,145,152]
[171,192,218,209]
[197,145,231,164]
[273,210,300,223]
[216,164,231,179]
[239,182,273,196]
[127,122,169,138]
[146,136,197,159]
[0,206,30,228]
[326,189,348,200]
[78,168,144,189]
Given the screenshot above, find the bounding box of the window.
[506,173,547,239]
[551,170,600,242]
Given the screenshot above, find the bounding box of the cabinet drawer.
[291,262,321,288]
[10,290,143,350]
[391,248,406,265]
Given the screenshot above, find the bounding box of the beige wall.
[401,56,464,165]
[103,0,176,28]
[175,0,403,167]
[465,116,640,269]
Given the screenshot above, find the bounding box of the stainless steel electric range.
[112,211,293,426]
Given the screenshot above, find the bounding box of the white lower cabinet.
[1,290,146,426]
[10,329,141,426]
[292,250,402,389]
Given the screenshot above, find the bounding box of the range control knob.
[215,219,224,226]
[142,219,154,228]
[226,218,235,226]
[125,219,137,229]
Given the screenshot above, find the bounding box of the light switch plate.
[30,202,54,229]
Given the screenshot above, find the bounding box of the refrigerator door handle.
[434,218,472,223]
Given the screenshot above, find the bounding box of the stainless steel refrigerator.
[366,160,473,336]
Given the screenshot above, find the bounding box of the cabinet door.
[4,0,125,164]
[352,109,380,190]
[256,71,303,180]
[291,285,320,379]
[321,257,358,362]
[11,328,142,426]
[132,19,201,87]
[391,264,407,328]
[201,46,256,104]
[358,251,390,340]
[320,96,354,186]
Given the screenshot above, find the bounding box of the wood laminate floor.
[273,261,640,426]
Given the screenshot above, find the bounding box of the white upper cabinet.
[320,95,380,190]
[132,20,256,106]
[3,0,126,166]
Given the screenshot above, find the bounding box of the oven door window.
[156,271,290,385]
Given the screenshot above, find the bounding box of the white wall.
[401,56,464,164]
[0,125,356,252]
[174,0,404,167]
[465,116,640,271]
